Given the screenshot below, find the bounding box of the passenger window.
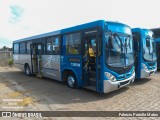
[46,37,53,54]
[52,37,60,54]
[65,33,81,55]
[13,43,19,54]
[20,42,26,54]
[27,41,32,54]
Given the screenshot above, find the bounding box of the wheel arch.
[24,63,32,76]
[24,63,29,70]
[62,69,78,82]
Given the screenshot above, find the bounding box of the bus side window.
[53,37,60,54]
[46,37,53,54]
[20,42,26,54]
[65,33,81,55]
[13,43,19,54]
[27,41,32,54]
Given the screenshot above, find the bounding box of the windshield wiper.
[113,33,123,51]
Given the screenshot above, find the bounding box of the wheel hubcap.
[67,76,75,87]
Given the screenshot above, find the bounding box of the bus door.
[31,43,42,77]
[133,32,140,77]
[82,32,101,91]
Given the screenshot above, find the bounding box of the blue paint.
[132,28,157,78]
[13,20,135,93]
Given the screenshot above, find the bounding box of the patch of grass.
[8,58,13,65]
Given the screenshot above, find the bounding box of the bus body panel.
[103,72,135,93]
[151,28,160,68]
[102,64,135,93]
[140,62,157,78]
[60,55,83,87]
[13,54,20,67]
[132,28,157,79]
[100,22,135,93]
[155,38,160,68]
[13,54,32,71]
[13,20,135,93]
[42,55,61,81]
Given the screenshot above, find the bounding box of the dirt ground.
[0,66,160,120]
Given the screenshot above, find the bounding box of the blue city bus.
[151,28,160,68]
[13,20,135,93]
[132,28,157,78]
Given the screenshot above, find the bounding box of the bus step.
[36,74,42,78]
[89,78,96,86]
[85,86,96,91]
[89,71,96,78]
[89,78,96,81]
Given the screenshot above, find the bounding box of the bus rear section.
[132,28,157,79]
[13,20,135,93]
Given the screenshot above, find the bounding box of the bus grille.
[147,62,155,67]
[120,81,129,86]
[108,64,133,74]
[117,73,132,80]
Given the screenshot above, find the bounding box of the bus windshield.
[143,31,157,61]
[105,33,134,67]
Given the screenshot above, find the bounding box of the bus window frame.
[44,35,61,55]
[63,32,82,55]
[13,43,20,54]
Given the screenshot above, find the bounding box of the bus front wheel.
[66,72,77,88]
[25,65,31,76]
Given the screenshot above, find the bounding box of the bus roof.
[132,28,155,37]
[13,20,129,43]
[131,28,152,32]
[151,28,160,30]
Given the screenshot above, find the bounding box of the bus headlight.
[141,63,148,71]
[105,72,116,82]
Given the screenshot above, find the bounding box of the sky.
[0,0,159,48]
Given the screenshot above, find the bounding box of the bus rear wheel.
[66,72,77,88]
[25,65,31,76]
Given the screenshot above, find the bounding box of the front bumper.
[103,72,135,93]
[140,68,157,78]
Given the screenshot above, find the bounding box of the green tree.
[2,46,7,51]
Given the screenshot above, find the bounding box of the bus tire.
[66,72,77,88]
[25,65,31,76]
